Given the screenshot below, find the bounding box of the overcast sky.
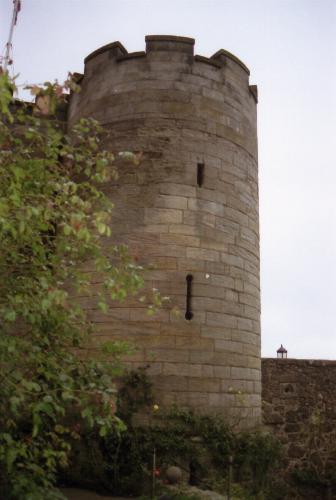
[1,0,335,359]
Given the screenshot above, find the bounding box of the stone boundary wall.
[262,358,336,475]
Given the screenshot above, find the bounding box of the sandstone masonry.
[262,358,336,475]
[68,35,261,428]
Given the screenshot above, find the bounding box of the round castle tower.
[69,35,261,428]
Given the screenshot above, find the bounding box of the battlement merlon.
[84,41,127,64]
[145,34,195,55]
[83,35,255,88]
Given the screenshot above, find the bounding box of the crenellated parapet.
[80,36,254,91]
[83,36,250,73]
[69,36,258,158]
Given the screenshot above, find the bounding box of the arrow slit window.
[185,274,193,320]
[197,163,204,187]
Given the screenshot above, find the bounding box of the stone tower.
[68,35,261,428]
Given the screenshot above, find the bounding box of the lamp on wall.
[277,344,287,359]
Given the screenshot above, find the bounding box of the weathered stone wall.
[68,35,260,428]
[262,358,336,475]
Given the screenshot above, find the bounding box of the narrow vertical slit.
[185,274,193,320]
[197,163,204,187]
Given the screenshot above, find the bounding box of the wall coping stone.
[145,34,195,44]
[262,358,336,366]
[117,51,146,62]
[194,54,222,68]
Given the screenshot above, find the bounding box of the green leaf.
[34,401,54,417]
[61,391,73,401]
[98,300,108,313]
[4,310,17,322]
[63,224,72,235]
[81,407,94,428]
[23,381,41,392]
[97,222,106,235]
[6,447,17,472]
[99,425,107,437]
[19,219,25,234]
[32,414,41,437]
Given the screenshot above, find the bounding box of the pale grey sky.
[1,0,335,359]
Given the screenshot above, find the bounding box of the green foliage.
[289,399,336,498]
[235,430,282,493]
[0,75,151,498]
[291,466,336,499]
[63,370,282,498]
[117,366,154,424]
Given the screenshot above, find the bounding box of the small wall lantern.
[277,344,287,359]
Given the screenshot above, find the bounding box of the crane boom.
[3,0,21,71]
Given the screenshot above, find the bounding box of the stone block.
[145,243,187,258]
[144,208,183,224]
[190,350,214,363]
[177,258,205,272]
[176,336,214,351]
[95,321,161,337]
[163,362,202,377]
[209,393,236,407]
[201,213,216,227]
[156,194,188,210]
[154,375,188,392]
[237,317,254,331]
[197,199,225,217]
[186,247,220,262]
[189,377,221,392]
[131,335,175,349]
[141,223,170,233]
[151,256,177,270]
[168,224,198,236]
[202,239,228,252]
[136,362,163,376]
[129,308,170,322]
[183,210,198,225]
[188,392,210,407]
[161,322,201,336]
[243,343,260,356]
[221,253,245,268]
[206,312,238,328]
[201,326,232,340]
[213,352,249,368]
[231,367,251,380]
[145,348,189,363]
[195,284,226,299]
[160,233,200,247]
[243,305,260,321]
[215,340,244,353]
[250,368,261,381]
[238,292,260,309]
[221,379,254,394]
[193,297,224,313]
[210,274,235,288]
[89,308,130,322]
[202,365,214,377]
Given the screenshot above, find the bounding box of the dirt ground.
[61,488,132,500]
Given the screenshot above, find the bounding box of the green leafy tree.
[0,72,153,499]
